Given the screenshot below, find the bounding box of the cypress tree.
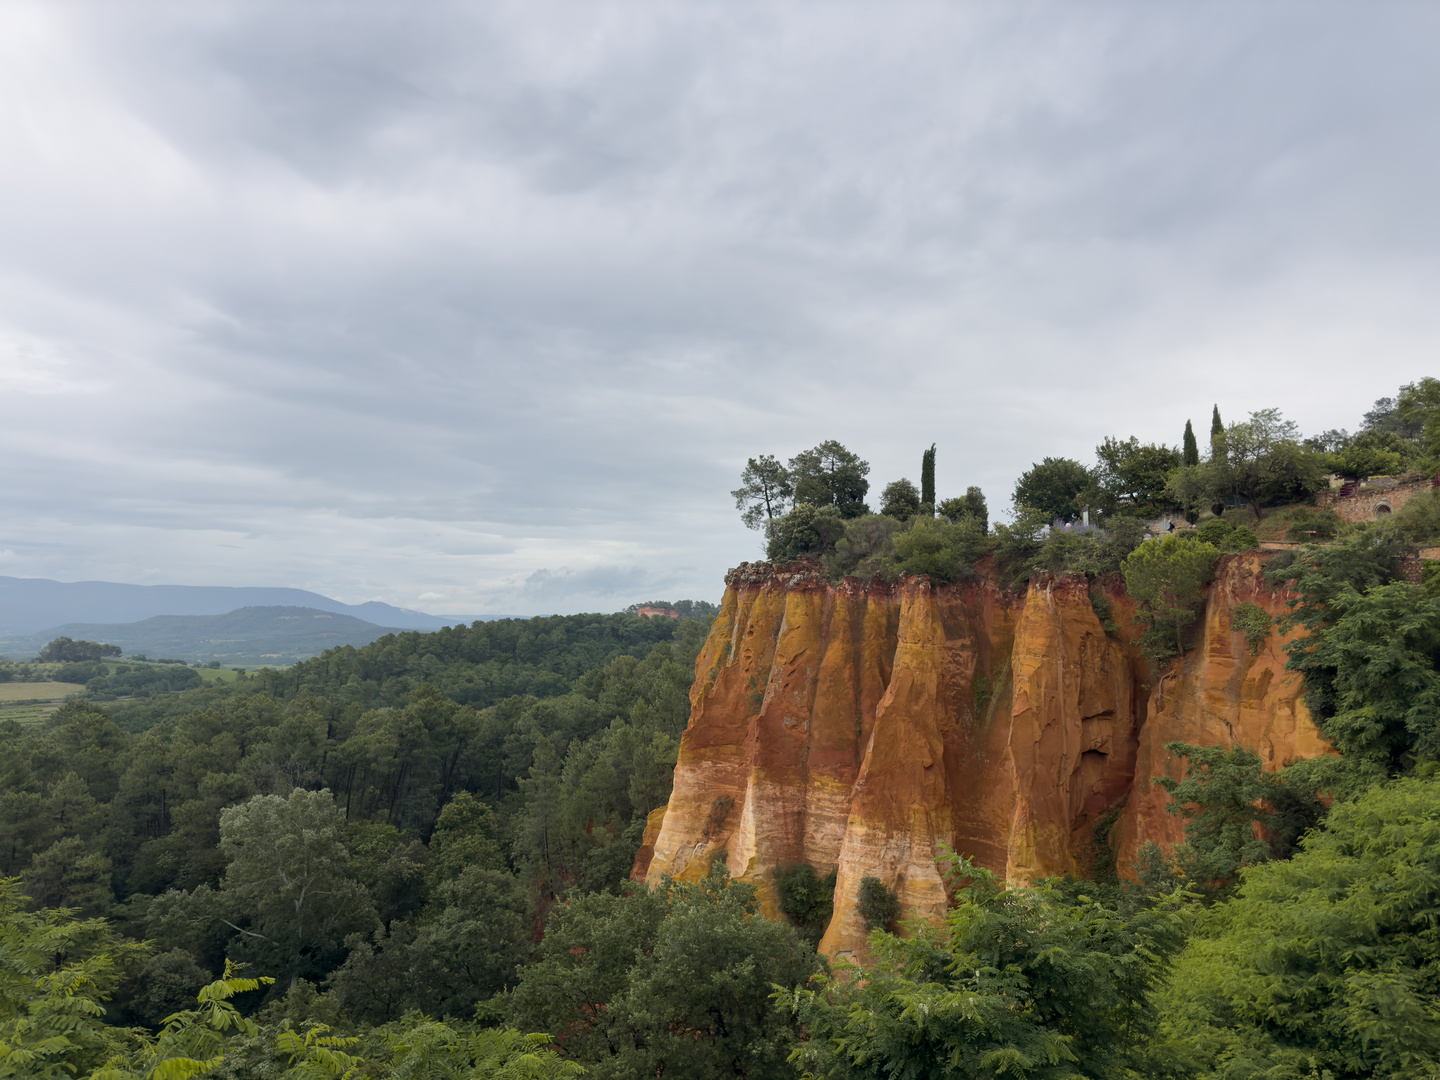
[1182,420,1199,466]
[1209,405,1229,517]
[921,444,936,513]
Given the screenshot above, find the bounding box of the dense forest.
[3,381,1440,1078]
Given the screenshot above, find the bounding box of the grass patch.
[0,682,85,703]
[1203,502,1319,543]
[0,682,87,725]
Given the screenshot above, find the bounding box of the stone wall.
[1316,473,1436,524]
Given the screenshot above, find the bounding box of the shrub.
[890,518,986,584]
[1230,602,1270,654]
[1195,518,1234,546]
[879,478,921,520]
[827,514,902,580]
[766,503,846,562]
[858,876,901,931]
[1222,525,1259,551]
[775,862,837,946]
[1391,489,1440,545]
[1283,505,1341,542]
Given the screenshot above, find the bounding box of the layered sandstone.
[638,552,1328,960]
[1112,553,1332,869]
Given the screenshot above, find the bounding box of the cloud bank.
[2,2,1437,614]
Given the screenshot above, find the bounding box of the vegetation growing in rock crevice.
[857,875,900,932]
[775,861,837,946]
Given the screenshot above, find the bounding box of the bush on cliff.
[1122,535,1221,660]
[1148,742,1323,903]
[1220,524,1258,551]
[827,513,903,578]
[857,876,900,932]
[776,861,837,946]
[889,517,987,584]
[937,484,988,533]
[1266,527,1440,783]
[766,501,846,562]
[1392,488,1440,545]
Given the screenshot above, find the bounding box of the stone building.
[1315,471,1438,524]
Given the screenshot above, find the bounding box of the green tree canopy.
[509,865,820,1080]
[921,443,936,509]
[879,478,921,520]
[36,638,121,663]
[1150,775,1440,1080]
[1220,409,1327,518]
[1121,535,1220,659]
[1397,376,1440,467]
[1013,457,1092,521]
[1094,436,1182,513]
[788,440,871,518]
[731,454,793,531]
[1150,742,1321,901]
[1182,420,1200,467]
[148,788,377,989]
[780,854,1188,1080]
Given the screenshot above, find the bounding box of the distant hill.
[0,606,407,666]
[0,576,479,636]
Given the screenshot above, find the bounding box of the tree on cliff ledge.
[732,454,793,530]
[789,440,871,518]
[1183,419,1200,467]
[1013,456,1091,521]
[1122,534,1220,659]
[921,442,936,511]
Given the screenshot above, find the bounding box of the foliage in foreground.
[509,864,821,1080]
[779,855,1189,1080]
[1149,774,1440,1080]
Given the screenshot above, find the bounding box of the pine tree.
[920,444,936,513]
[1210,405,1225,460]
[1182,420,1199,466]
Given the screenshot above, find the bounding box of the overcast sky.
[1,2,1437,617]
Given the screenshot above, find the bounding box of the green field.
[195,666,243,683]
[0,681,87,724]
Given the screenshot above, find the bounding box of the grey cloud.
[1,2,1437,613]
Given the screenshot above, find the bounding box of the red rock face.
[1112,552,1333,870]
[639,552,1328,961]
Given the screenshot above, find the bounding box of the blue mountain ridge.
[0,575,483,636]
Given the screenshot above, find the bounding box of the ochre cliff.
[1112,553,1332,870]
[637,552,1328,961]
